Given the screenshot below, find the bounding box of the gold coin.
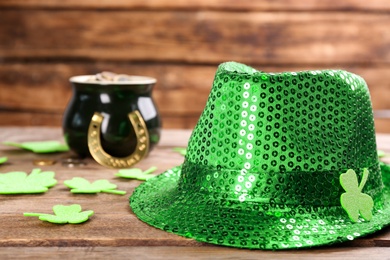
[101,71,116,81]
[95,73,105,82]
[33,159,56,166]
[113,74,133,82]
[61,158,86,167]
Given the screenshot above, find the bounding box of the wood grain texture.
[0,111,201,129]
[2,63,390,111]
[2,111,389,133]
[1,10,390,65]
[1,127,390,259]
[1,0,389,11]
[1,246,390,260]
[0,128,192,247]
[1,1,390,133]
[0,63,213,113]
[1,62,390,131]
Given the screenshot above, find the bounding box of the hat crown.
[182,62,382,205]
[131,62,390,250]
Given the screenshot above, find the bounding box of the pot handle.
[87,110,149,168]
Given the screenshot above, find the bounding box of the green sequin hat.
[130,62,390,249]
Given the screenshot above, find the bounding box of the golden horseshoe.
[87,110,149,168]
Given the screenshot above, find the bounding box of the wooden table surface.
[2,127,390,259]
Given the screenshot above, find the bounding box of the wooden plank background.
[0,1,390,131]
[1,127,390,258]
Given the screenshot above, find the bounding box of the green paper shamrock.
[0,157,7,164]
[0,168,57,194]
[173,147,187,156]
[340,168,374,222]
[115,166,158,180]
[64,177,126,195]
[24,204,94,224]
[3,140,69,153]
[378,150,386,158]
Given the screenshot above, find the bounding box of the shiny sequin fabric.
[130,62,390,249]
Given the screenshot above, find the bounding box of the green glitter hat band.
[130,62,390,249]
[178,160,384,207]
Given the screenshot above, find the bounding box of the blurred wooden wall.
[1,0,390,131]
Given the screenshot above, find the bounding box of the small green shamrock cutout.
[115,166,157,180]
[64,177,126,195]
[0,168,57,194]
[24,204,94,224]
[340,168,374,222]
[173,147,187,156]
[3,140,69,153]
[0,157,7,164]
[378,150,386,158]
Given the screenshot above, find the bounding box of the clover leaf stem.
[144,166,158,175]
[24,212,49,217]
[101,189,126,195]
[359,168,369,192]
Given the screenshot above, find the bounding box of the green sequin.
[130,62,390,250]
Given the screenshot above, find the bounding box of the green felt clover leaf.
[0,168,57,194]
[0,157,7,164]
[173,147,187,156]
[24,204,94,224]
[64,177,126,195]
[3,140,69,153]
[340,168,374,222]
[378,150,386,158]
[115,166,158,181]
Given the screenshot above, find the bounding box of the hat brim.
[130,164,390,249]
